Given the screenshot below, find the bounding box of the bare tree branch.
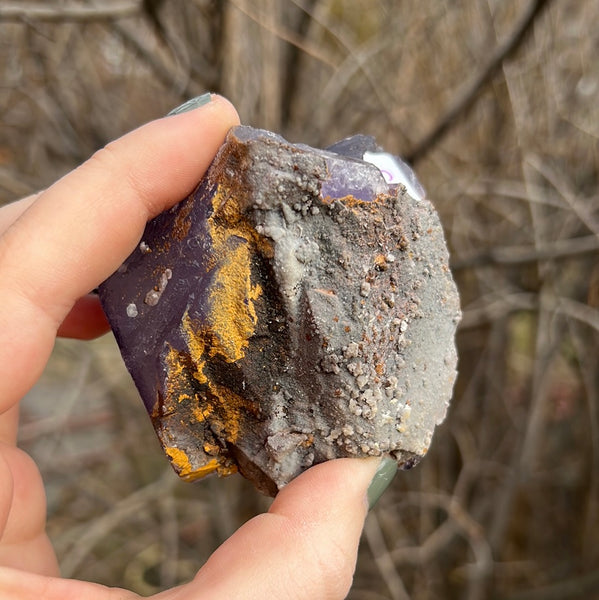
[228,0,338,69]
[364,513,411,600]
[0,1,141,22]
[451,234,599,270]
[407,0,553,163]
[111,19,204,99]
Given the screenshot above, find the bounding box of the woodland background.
[1,1,598,598]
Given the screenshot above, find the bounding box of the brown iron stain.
[321,193,391,209]
[374,253,388,271]
[172,199,194,241]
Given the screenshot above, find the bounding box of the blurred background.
[1,0,598,598]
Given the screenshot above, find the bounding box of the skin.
[0,96,381,600]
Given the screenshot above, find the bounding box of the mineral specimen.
[99,126,461,496]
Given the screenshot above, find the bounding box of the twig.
[567,319,599,565]
[461,290,599,332]
[556,296,599,333]
[459,292,537,330]
[451,234,599,270]
[407,0,553,163]
[228,0,338,68]
[0,1,141,22]
[259,0,282,131]
[518,288,557,474]
[159,493,180,589]
[59,469,176,577]
[18,411,113,442]
[280,0,319,127]
[289,0,410,141]
[364,512,412,600]
[111,19,203,99]
[526,153,599,236]
[391,492,493,598]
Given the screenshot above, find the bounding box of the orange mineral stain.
[165,447,216,481]
[165,447,236,481]
[205,185,263,362]
[155,179,266,483]
[181,312,208,384]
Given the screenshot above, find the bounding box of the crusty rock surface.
[99,126,461,496]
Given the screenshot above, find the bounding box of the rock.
[98,126,461,496]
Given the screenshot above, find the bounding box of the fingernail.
[367,456,398,510]
[167,93,212,116]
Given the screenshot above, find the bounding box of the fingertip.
[265,458,384,594]
[165,93,241,133]
[191,458,383,600]
[366,456,398,510]
[205,94,241,128]
[270,457,382,519]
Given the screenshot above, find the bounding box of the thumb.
[184,457,397,600]
[0,458,397,600]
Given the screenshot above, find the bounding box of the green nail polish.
[167,93,212,116]
[367,457,398,509]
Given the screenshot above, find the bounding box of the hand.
[0,95,391,599]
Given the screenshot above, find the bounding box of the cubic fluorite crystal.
[99,126,461,496]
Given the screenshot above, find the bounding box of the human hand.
[0,94,396,599]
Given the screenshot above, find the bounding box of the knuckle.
[86,143,156,217]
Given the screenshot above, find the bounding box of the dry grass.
[1,0,598,598]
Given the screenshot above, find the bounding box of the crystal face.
[99,126,461,496]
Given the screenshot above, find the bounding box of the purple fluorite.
[99,126,460,495]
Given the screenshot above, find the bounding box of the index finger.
[0,95,240,415]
